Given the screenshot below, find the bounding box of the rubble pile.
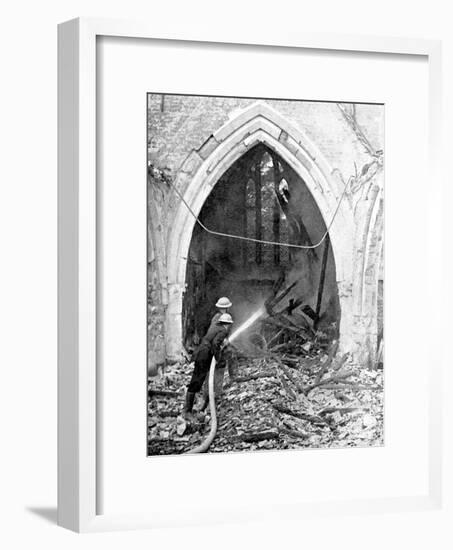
[148,278,383,456]
[147,339,384,456]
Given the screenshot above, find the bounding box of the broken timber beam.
[306,371,355,394]
[318,406,366,416]
[233,430,279,443]
[265,280,298,313]
[314,340,339,385]
[275,359,305,393]
[148,389,180,398]
[278,427,309,439]
[233,371,276,383]
[273,403,328,426]
[314,233,330,330]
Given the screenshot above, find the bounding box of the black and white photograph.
[3,2,449,544]
[147,94,384,456]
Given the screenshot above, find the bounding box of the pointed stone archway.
[164,101,356,360]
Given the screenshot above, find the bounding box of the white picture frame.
[58,17,443,533]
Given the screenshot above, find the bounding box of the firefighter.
[207,296,233,330]
[184,313,233,416]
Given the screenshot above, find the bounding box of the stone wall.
[147,259,166,375]
[147,94,384,370]
[148,95,382,182]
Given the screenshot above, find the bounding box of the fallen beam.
[148,389,180,398]
[265,280,298,312]
[273,403,328,426]
[306,371,355,394]
[314,341,339,385]
[233,430,279,443]
[318,406,365,416]
[278,427,309,439]
[275,359,305,393]
[310,383,378,391]
[234,371,276,383]
[263,317,303,335]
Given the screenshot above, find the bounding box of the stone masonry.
[147,95,384,373]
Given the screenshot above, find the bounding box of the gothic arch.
[165,101,355,359]
[353,183,384,362]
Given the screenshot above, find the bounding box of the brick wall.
[147,94,384,370]
[148,94,383,187]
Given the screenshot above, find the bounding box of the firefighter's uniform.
[184,314,233,415]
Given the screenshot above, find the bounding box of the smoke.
[183,144,341,345]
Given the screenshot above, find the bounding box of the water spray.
[228,306,266,344]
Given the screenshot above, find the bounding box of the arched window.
[244,146,290,267]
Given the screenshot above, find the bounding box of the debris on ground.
[147,340,384,456]
[148,279,383,455]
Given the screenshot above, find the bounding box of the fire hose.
[184,309,267,454]
[184,356,218,454]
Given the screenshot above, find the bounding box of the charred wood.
[233,430,279,443]
[148,389,180,398]
[275,359,305,393]
[233,371,276,383]
[273,402,328,426]
[278,427,309,439]
[311,383,378,391]
[318,406,366,416]
[306,371,355,394]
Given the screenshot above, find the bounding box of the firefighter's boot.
[184,391,196,418]
[199,394,210,412]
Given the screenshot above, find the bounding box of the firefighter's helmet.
[216,297,232,308]
[218,313,233,324]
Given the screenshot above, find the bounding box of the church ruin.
[147,96,384,374]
